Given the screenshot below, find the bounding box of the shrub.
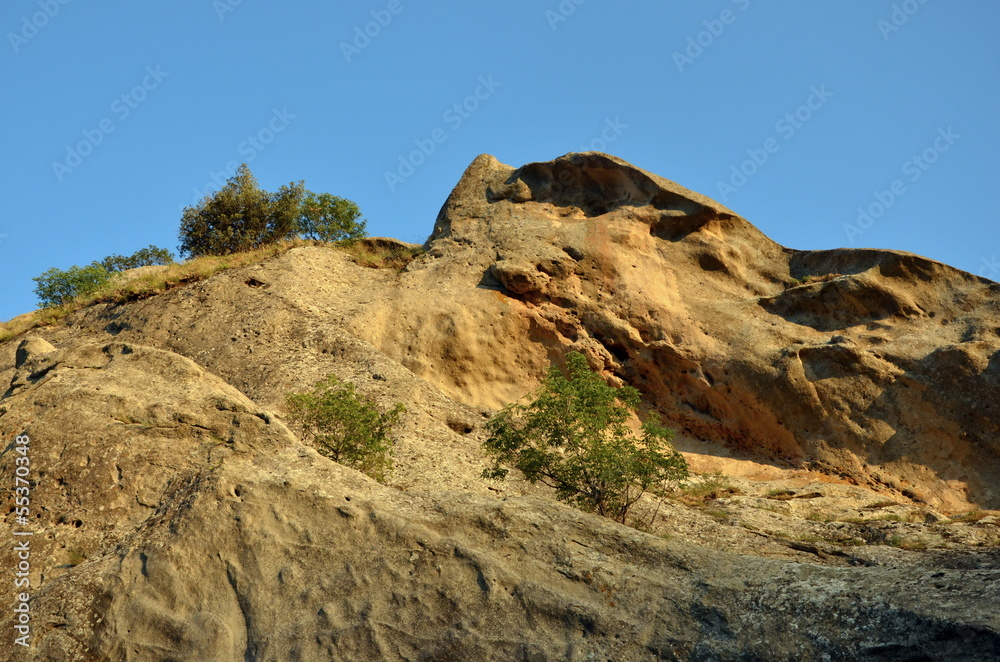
[482,351,689,524]
[97,245,175,272]
[298,190,367,242]
[674,471,736,505]
[31,245,177,308]
[285,375,404,483]
[32,263,112,308]
[178,164,305,258]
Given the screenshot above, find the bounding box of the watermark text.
[10,434,33,648]
[673,0,752,73]
[184,107,295,208]
[715,85,833,201]
[7,0,72,55]
[384,75,501,192]
[51,66,169,182]
[341,0,403,62]
[844,127,959,242]
[878,0,931,40]
[546,0,587,30]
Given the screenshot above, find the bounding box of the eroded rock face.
[13,337,55,369]
[389,153,1000,511]
[3,154,995,512]
[1,343,998,661]
[1,152,999,660]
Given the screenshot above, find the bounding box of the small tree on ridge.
[298,190,367,242]
[178,164,304,258]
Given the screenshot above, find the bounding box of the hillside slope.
[1,152,998,659]
[1,341,997,660]
[11,152,995,510]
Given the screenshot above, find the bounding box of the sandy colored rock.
[14,336,56,369]
[1,344,997,659]
[1,152,998,660]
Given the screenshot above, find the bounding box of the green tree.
[482,352,688,524]
[298,190,367,242]
[32,264,112,308]
[178,164,305,258]
[97,245,175,272]
[286,375,405,484]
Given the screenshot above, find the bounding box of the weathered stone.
[1,152,998,660]
[1,343,997,660]
[14,336,55,368]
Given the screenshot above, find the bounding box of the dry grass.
[950,510,987,523]
[805,511,831,523]
[863,500,898,510]
[672,471,739,507]
[338,239,424,271]
[886,534,929,551]
[0,239,361,343]
[0,307,69,344]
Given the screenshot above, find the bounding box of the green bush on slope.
[286,375,405,484]
[482,351,689,524]
[32,244,175,308]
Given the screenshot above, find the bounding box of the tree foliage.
[178,164,305,258]
[31,245,176,308]
[482,352,688,524]
[32,264,112,308]
[177,164,368,258]
[298,190,367,242]
[285,375,404,484]
[97,245,175,272]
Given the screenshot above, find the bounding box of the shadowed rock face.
[1,152,998,660]
[409,153,1000,511]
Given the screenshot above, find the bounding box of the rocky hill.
[1,153,998,660]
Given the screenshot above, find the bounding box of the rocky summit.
[1,152,998,661]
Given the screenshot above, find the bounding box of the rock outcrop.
[1,152,998,660]
[385,152,1000,512]
[1,343,998,661]
[10,155,995,511]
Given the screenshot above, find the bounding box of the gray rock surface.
[14,336,55,369]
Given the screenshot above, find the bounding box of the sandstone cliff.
[1,153,998,660]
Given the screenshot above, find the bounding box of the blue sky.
[1,1,997,322]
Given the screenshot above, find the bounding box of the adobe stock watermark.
[51,65,169,183]
[7,0,72,55]
[673,0,752,73]
[715,84,833,202]
[877,0,930,41]
[844,127,959,242]
[183,107,296,208]
[0,233,9,246]
[545,0,586,30]
[979,255,999,280]
[213,0,246,21]
[578,117,628,153]
[341,0,403,63]
[11,434,34,648]
[384,75,501,193]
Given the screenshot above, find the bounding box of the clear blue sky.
[2,1,997,322]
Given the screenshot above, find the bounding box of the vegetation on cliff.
[483,351,689,524]
[286,374,405,484]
